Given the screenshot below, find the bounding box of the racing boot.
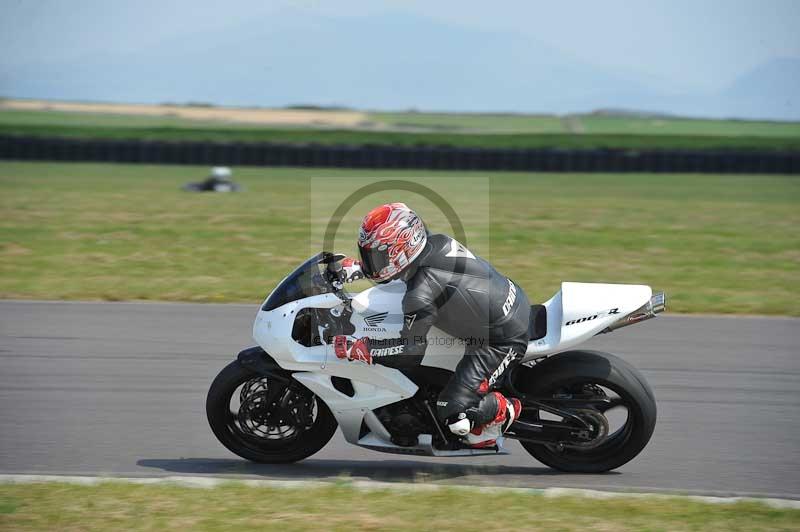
[448,392,522,448]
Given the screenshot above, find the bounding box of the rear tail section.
[599,292,666,334]
[525,283,665,357]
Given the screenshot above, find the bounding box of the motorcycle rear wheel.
[513,350,657,473]
[206,360,337,463]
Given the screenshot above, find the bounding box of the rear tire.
[512,350,656,473]
[206,360,337,464]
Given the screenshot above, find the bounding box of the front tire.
[206,360,337,463]
[511,350,657,473]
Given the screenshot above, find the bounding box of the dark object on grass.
[183,167,241,192]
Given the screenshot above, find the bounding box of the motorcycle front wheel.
[206,360,338,463]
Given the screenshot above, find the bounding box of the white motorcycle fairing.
[253,275,662,456]
[525,282,654,357]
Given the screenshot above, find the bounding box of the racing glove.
[333,335,372,364]
[339,257,364,284]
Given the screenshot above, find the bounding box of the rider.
[333,203,531,447]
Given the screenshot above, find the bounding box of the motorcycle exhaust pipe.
[600,292,666,334]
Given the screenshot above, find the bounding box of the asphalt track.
[1,300,798,498]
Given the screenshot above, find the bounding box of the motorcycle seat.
[528,305,547,341]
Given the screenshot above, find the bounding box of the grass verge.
[1,482,798,531]
[1,162,798,315]
[2,106,799,150]
[2,124,800,152]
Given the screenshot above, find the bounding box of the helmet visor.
[358,245,390,281]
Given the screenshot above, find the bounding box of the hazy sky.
[1,0,799,116]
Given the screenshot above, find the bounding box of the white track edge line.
[1,474,798,509]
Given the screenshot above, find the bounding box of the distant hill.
[588,109,677,119]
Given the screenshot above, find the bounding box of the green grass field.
[577,115,800,137]
[0,109,283,130]
[6,107,800,136]
[368,111,567,133]
[1,161,798,315]
[371,110,800,137]
[2,108,800,151]
[1,482,798,531]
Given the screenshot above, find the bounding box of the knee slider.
[437,399,472,437]
[448,417,471,436]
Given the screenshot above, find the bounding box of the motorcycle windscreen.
[261,254,333,311]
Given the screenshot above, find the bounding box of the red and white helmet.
[358,203,427,282]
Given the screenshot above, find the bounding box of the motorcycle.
[207,252,664,472]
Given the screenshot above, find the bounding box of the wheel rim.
[225,376,319,452]
[527,379,637,462]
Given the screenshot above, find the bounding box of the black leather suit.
[368,234,531,428]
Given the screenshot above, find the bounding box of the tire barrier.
[1,135,798,174]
